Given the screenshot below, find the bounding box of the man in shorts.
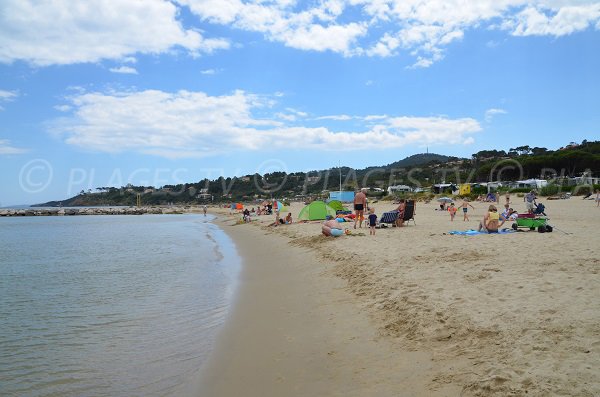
[353,188,367,229]
[524,190,537,214]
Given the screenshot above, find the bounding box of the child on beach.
[448,203,457,221]
[458,199,475,221]
[368,208,377,235]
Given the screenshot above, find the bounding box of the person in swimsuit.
[368,207,377,235]
[353,188,367,229]
[395,199,406,227]
[448,202,457,221]
[477,205,506,233]
[458,199,475,221]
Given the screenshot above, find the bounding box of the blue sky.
[1,0,599,205]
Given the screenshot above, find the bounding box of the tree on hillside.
[531,147,549,155]
[472,149,507,160]
[511,145,531,155]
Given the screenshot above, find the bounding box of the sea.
[0,213,240,397]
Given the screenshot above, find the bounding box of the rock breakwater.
[0,206,191,216]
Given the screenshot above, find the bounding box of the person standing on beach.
[524,190,537,214]
[596,190,600,207]
[368,207,377,235]
[354,188,367,229]
[505,193,510,206]
[203,205,207,216]
[448,203,457,221]
[458,199,475,221]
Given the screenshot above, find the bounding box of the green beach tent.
[297,201,337,221]
[327,200,346,212]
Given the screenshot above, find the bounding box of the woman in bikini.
[477,205,506,233]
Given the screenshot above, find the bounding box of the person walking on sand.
[448,202,457,221]
[458,199,475,221]
[596,190,600,207]
[203,205,207,216]
[505,193,510,206]
[353,188,367,229]
[368,207,377,235]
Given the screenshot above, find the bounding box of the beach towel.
[449,229,515,236]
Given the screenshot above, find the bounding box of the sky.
[1,0,599,205]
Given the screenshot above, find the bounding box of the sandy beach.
[200,197,599,396]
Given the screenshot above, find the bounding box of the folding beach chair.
[379,210,399,227]
[402,200,416,226]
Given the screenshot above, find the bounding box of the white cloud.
[179,0,600,67]
[50,88,481,158]
[109,66,138,74]
[1,0,597,68]
[0,89,18,110]
[316,114,354,121]
[54,105,72,112]
[508,4,600,36]
[485,108,508,122]
[0,0,229,66]
[200,68,218,74]
[0,89,18,101]
[0,139,28,154]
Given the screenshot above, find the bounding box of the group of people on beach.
[351,188,381,235]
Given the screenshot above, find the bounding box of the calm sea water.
[0,214,240,397]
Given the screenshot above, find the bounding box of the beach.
[200,197,599,396]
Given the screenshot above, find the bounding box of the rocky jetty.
[0,206,192,216]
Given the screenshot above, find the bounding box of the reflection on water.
[0,214,239,397]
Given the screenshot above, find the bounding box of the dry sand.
[199,197,599,396]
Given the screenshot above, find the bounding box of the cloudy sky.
[1,0,599,205]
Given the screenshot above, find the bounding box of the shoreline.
[196,213,461,396]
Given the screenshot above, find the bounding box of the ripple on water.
[0,214,240,397]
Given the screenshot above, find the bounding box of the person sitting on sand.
[500,208,518,222]
[395,199,406,227]
[285,212,292,224]
[243,208,251,222]
[477,205,506,233]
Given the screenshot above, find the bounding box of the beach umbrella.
[274,201,288,213]
[437,197,454,203]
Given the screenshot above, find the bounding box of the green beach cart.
[511,215,552,233]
